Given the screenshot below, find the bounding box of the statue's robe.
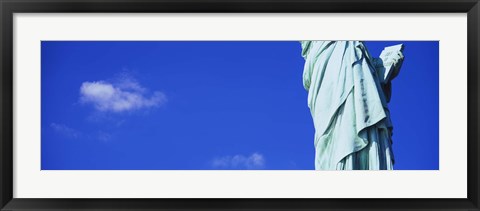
[301,41,394,170]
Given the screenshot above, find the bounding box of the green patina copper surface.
[301,41,403,170]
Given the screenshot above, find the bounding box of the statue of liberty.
[301,41,404,170]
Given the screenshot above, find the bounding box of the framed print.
[1,0,479,210]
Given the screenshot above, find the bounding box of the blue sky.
[41,41,439,170]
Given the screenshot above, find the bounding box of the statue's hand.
[389,51,404,81]
[371,57,384,70]
[382,51,404,103]
[374,44,404,103]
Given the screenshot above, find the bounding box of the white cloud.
[79,77,166,113]
[114,73,147,93]
[211,153,266,169]
[50,123,80,139]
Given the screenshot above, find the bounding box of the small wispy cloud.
[211,153,266,170]
[50,123,81,139]
[79,75,166,113]
[96,131,112,142]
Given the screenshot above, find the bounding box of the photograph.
[2,1,476,209]
[41,40,439,170]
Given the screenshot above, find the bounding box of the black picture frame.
[1,0,479,210]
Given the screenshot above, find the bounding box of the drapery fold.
[301,41,394,170]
